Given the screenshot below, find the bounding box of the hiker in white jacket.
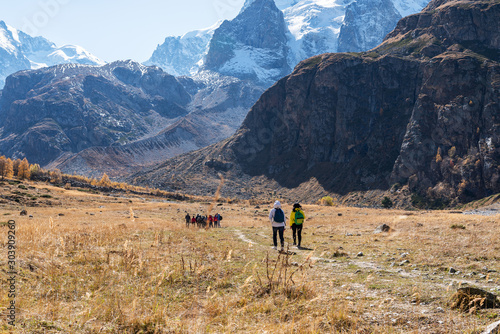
[269,201,286,251]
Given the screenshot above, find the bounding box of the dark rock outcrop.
[0,61,191,166]
[132,0,500,205]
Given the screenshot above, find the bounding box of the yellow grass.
[0,180,499,333]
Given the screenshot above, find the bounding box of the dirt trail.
[233,228,500,296]
[236,230,257,245]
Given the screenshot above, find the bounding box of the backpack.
[294,210,304,224]
[274,208,285,223]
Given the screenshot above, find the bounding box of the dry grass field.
[0,180,499,333]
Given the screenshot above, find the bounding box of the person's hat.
[293,203,302,209]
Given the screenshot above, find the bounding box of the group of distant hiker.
[184,213,222,228]
[182,201,306,251]
[269,201,305,251]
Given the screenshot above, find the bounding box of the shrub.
[382,197,393,209]
[451,224,466,230]
[320,196,334,206]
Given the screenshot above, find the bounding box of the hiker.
[269,201,286,251]
[290,203,305,248]
[213,214,219,228]
[191,216,196,227]
[208,215,213,228]
[185,213,191,228]
[216,213,222,227]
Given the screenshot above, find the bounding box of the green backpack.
[294,210,304,224]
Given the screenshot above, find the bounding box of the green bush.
[382,197,393,209]
[451,224,466,230]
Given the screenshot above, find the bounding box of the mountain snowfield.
[0,20,104,87]
[284,0,346,65]
[147,0,429,79]
[144,21,222,77]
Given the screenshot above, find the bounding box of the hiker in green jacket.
[290,203,305,248]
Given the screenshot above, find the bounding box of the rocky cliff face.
[132,0,500,205]
[381,0,500,201]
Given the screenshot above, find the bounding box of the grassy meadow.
[0,180,499,333]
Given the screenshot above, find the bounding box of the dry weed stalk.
[207,174,225,216]
[129,207,135,221]
[253,248,315,300]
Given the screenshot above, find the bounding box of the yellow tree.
[17,158,31,180]
[4,158,14,179]
[50,169,63,184]
[98,173,111,187]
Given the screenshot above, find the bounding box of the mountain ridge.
[131,0,500,206]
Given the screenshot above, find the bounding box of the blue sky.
[2,0,246,62]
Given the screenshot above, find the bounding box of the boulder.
[374,224,391,234]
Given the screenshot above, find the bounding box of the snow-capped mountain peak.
[0,21,26,54]
[203,0,290,85]
[144,21,222,77]
[146,0,430,86]
[0,20,104,88]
